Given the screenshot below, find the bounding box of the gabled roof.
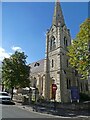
[29,59,44,75]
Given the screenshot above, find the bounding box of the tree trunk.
[11,87,14,100]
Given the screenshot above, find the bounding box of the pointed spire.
[52,0,65,26]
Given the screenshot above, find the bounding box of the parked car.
[0,91,11,103]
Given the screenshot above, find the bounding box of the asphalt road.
[1,103,90,120]
[2,104,54,118]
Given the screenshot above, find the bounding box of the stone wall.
[56,102,90,110]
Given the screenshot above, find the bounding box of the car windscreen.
[0,93,9,96]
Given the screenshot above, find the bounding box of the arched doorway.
[50,78,56,100]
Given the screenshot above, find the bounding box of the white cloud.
[0,47,10,61]
[12,46,22,52]
[0,46,23,61]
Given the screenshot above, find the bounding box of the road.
[2,104,54,118]
[1,104,89,120]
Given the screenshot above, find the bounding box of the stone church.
[29,1,89,103]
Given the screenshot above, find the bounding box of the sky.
[1,2,88,64]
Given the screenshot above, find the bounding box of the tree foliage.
[2,51,30,89]
[67,18,90,79]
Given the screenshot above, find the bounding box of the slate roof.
[29,59,44,75]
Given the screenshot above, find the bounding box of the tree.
[2,51,30,99]
[0,62,2,90]
[67,18,90,79]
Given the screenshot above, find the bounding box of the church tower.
[44,0,75,102]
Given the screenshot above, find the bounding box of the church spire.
[52,0,65,26]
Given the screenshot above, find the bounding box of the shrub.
[79,93,90,101]
[37,95,46,103]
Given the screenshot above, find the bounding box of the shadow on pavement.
[50,109,90,117]
[32,104,90,117]
[1,101,15,105]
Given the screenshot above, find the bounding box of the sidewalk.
[14,101,90,118]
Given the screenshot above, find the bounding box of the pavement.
[14,101,90,118]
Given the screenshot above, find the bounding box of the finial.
[56,0,60,2]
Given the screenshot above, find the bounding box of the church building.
[29,0,89,103]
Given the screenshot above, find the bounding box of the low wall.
[13,94,23,103]
[35,102,90,111]
[13,94,90,110]
[56,102,90,110]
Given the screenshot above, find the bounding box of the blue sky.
[1,2,88,63]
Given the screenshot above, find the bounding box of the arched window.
[50,36,56,50]
[64,37,66,45]
[52,59,54,68]
[67,79,71,89]
[64,37,68,47]
[66,39,68,46]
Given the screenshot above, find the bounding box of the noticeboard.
[70,86,79,101]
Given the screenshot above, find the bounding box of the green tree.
[2,51,30,99]
[67,18,90,79]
